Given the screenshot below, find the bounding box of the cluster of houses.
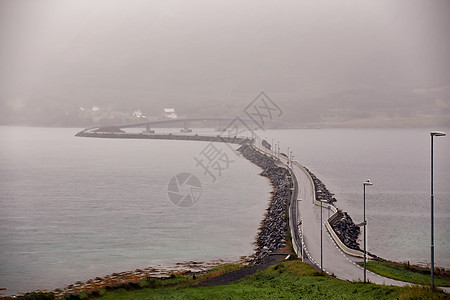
[79,106,178,121]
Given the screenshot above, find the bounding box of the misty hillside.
[1,0,449,127]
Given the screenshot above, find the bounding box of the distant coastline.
[2,112,450,130]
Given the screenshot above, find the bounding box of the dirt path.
[196,253,289,287]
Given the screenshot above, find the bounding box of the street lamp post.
[277,141,280,160]
[320,199,323,272]
[363,179,373,283]
[430,131,446,288]
[271,139,274,157]
[275,141,278,159]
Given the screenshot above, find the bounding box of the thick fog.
[1,0,449,126]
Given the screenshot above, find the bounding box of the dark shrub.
[17,292,54,300]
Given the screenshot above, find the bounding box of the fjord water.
[0,127,271,295]
[0,127,449,294]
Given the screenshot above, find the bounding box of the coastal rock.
[303,167,336,205]
[331,211,361,251]
[261,139,271,150]
[303,167,362,252]
[237,144,291,265]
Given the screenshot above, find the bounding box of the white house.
[163,108,177,119]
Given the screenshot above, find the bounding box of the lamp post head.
[363,179,373,186]
[430,131,446,137]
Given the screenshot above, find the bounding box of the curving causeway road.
[254,141,409,286]
[292,160,409,285]
[74,130,425,288]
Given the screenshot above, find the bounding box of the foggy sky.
[1,0,449,124]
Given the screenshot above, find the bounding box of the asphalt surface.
[292,160,411,286]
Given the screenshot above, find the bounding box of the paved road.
[253,140,409,286]
[291,161,410,286]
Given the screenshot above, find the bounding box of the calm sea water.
[0,127,449,295]
[0,127,271,295]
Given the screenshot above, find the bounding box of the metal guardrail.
[288,167,302,259]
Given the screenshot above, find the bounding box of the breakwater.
[75,130,363,256]
[76,129,363,256]
[75,131,251,145]
[237,144,291,265]
[75,129,291,264]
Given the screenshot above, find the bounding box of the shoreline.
[4,132,446,298]
[3,134,284,298]
[9,260,235,299]
[236,144,292,264]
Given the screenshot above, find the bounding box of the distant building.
[133,109,143,118]
[163,108,177,119]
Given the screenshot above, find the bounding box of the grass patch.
[359,261,450,287]
[83,260,448,300]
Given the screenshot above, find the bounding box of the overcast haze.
[1,0,449,127]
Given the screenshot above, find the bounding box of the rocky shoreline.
[3,260,227,299]
[237,144,291,265]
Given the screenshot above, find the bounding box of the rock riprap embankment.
[261,139,271,150]
[330,211,361,251]
[303,167,362,252]
[237,144,291,265]
[304,167,337,205]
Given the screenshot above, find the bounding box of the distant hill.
[1,85,448,128]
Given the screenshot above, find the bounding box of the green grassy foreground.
[360,261,450,287]
[20,260,445,300]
